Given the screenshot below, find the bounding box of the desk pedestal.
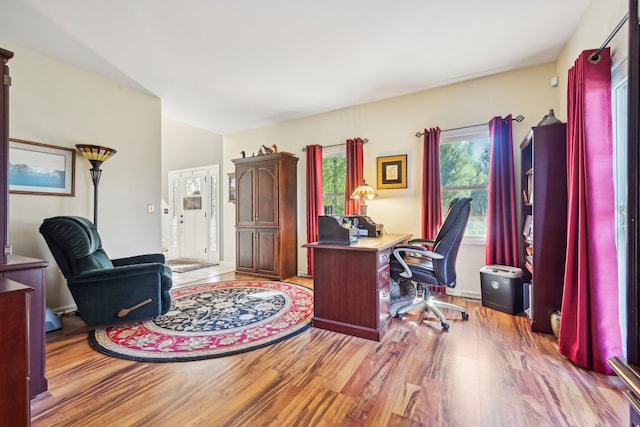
[306,233,410,341]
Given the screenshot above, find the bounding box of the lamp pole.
[76,144,117,229]
[88,160,103,227]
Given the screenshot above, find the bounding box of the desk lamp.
[76,144,117,228]
[350,180,378,216]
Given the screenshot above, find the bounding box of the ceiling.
[0,0,590,134]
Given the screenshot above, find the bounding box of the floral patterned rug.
[88,281,314,362]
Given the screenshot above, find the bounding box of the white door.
[180,169,209,260]
[167,165,220,263]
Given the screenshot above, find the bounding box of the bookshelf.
[520,122,567,334]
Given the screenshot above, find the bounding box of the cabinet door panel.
[236,229,256,271]
[257,229,278,276]
[236,167,255,226]
[257,164,278,226]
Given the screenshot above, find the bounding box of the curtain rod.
[590,13,629,62]
[301,138,368,152]
[415,115,524,138]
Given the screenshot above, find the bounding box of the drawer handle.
[379,254,389,263]
[380,271,389,280]
[381,289,389,298]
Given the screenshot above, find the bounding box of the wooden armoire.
[232,152,298,280]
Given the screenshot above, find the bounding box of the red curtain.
[486,115,519,266]
[422,128,442,239]
[560,48,622,375]
[305,144,323,276]
[345,138,364,215]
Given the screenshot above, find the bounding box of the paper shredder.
[480,265,524,315]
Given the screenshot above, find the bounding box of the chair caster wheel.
[462,312,469,320]
[397,313,404,320]
[442,322,450,330]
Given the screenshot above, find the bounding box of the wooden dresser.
[304,233,411,341]
[0,278,32,426]
[0,255,49,398]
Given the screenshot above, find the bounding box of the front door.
[180,169,209,260]
[167,165,220,263]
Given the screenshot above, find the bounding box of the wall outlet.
[147,204,155,214]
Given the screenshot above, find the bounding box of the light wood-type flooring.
[31,270,630,426]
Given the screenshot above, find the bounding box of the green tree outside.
[322,156,346,215]
[440,138,489,237]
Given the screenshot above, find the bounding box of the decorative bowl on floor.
[551,310,561,338]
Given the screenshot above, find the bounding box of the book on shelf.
[523,215,533,239]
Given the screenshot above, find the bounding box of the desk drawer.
[378,280,390,325]
[378,264,390,286]
[378,248,391,268]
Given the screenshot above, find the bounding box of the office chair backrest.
[39,216,114,278]
[431,197,472,286]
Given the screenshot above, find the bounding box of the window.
[322,147,346,216]
[440,126,490,238]
[612,58,628,356]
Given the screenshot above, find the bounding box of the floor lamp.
[75,144,117,228]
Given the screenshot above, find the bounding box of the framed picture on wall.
[377,154,407,189]
[228,173,236,203]
[9,138,76,196]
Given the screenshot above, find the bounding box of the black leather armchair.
[389,197,472,330]
[39,216,172,325]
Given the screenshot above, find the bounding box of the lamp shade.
[75,144,117,163]
[350,180,378,200]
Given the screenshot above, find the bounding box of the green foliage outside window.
[322,155,346,216]
[440,138,490,237]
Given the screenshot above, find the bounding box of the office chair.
[389,197,472,330]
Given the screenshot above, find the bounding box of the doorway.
[167,165,220,263]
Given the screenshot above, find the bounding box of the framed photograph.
[377,154,407,189]
[9,138,76,196]
[228,173,236,203]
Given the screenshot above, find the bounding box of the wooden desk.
[304,233,411,341]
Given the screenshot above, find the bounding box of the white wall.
[555,0,628,118]
[161,117,223,202]
[223,62,560,297]
[4,41,163,311]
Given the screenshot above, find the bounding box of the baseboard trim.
[53,304,78,316]
[447,289,481,300]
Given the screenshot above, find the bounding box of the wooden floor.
[32,272,630,426]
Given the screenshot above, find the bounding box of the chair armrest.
[393,246,444,279]
[69,263,166,285]
[393,245,444,259]
[112,253,165,266]
[407,238,435,246]
[67,264,166,325]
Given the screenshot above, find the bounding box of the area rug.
[166,258,218,273]
[88,281,314,362]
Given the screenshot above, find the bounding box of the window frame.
[439,124,490,244]
[321,145,347,216]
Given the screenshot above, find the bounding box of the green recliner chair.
[39,216,172,325]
